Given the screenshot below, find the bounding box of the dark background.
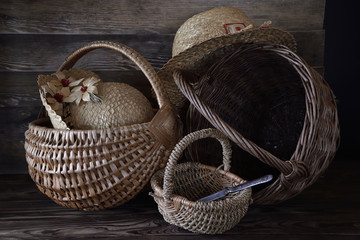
[324,1,359,159]
[1,1,359,238]
[0,0,356,175]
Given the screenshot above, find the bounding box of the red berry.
[81,86,88,93]
[54,93,63,102]
[61,78,70,87]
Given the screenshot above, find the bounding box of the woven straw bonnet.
[158,6,297,111]
[38,69,101,130]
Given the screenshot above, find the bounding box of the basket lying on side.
[184,42,305,192]
[173,43,340,205]
[151,128,252,234]
[25,41,182,211]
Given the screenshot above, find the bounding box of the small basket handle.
[173,69,293,176]
[58,40,170,108]
[163,128,232,202]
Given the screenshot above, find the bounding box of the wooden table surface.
[0,159,359,240]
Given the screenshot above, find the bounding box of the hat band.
[223,23,253,34]
[259,20,272,29]
[223,20,272,35]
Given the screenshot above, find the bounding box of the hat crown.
[172,7,254,56]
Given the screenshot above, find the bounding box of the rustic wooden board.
[0,67,325,174]
[0,0,328,175]
[0,31,325,72]
[0,141,27,174]
[0,0,325,34]
[0,160,358,239]
[0,105,38,139]
[0,34,173,72]
[0,71,151,96]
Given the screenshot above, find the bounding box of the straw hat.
[38,68,101,129]
[157,6,297,111]
[70,82,154,129]
[39,69,155,130]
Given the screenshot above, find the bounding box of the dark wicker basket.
[174,43,340,205]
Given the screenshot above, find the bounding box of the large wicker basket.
[173,43,340,205]
[25,41,182,211]
[151,128,251,234]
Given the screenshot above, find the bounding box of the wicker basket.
[25,41,182,211]
[173,44,340,205]
[150,128,252,234]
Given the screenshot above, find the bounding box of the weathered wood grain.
[0,71,152,98]
[0,106,38,139]
[0,31,325,72]
[0,160,358,239]
[0,141,27,174]
[0,0,325,34]
[0,34,173,72]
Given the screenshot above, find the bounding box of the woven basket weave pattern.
[185,45,306,185]
[25,119,167,210]
[25,41,182,211]
[173,44,340,205]
[172,7,255,56]
[151,128,251,234]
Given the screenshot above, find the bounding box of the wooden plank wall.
[0,0,326,174]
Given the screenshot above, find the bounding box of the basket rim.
[28,116,152,134]
[151,161,251,209]
[30,100,182,149]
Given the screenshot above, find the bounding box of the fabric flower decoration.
[41,73,102,110]
[37,69,102,130]
[50,71,84,89]
[64,77,102,105]
[44,86,71,115]
[40,71,90,114]
[42,72,83,96]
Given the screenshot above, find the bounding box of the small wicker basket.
[150,128,251,234]
[25,41,182,211]
[173,44,340,205]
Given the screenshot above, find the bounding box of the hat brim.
[158,28,297,111]
[37,69,101,129]
[39,89,70,130]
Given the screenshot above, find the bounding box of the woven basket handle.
[58,40,170,108]
[163,128,232,202]
[173,69,293,176]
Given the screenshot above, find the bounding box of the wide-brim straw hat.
[157,6,297,111]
